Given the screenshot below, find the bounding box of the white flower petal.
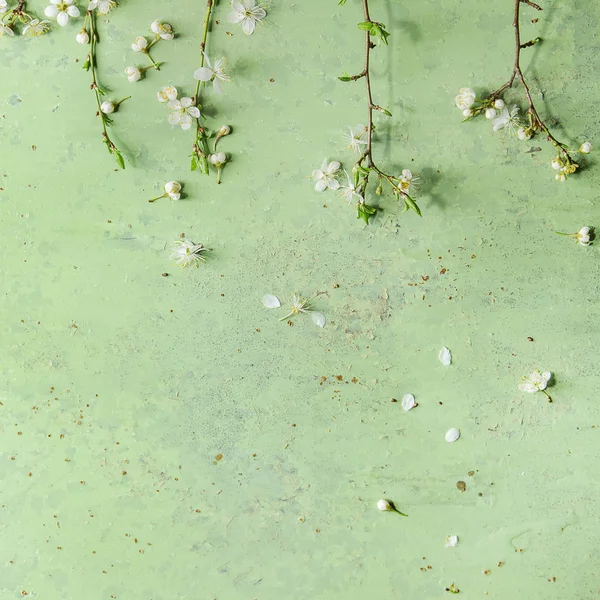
[56,10,69,26]
[315,179,327,192]
[311,312,326,328]
[401,394,416,412]
[242,17,256,35]
[193,67,213,82]
[445,535,458,548]
[66,5,80,17]
[45,5,59,17]
[328,180,340,191]
[187,107,201,119]
[439,347,452,366]
[445,428,460,443]
[262,294,281,309]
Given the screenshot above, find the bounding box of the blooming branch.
[1,0,50,36]
[80,4,125,168]
[338,0,421,224]
[458,0,591,181]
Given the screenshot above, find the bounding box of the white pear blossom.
[397,169,418,195]
[0,0,8,13]
[339,171,363,205]
[518,370,551,394]
[579,141,592,154]
[439,347,452,365]
[228,0,266,35]
[279,293,326,328]
[492,104,521,133]
[167,97,200,130]
[262,294,281,309]
[125,66,142,82]
[76,28,89,43]
[577,226,591,246]
[157,86,178,103]
[44,0,80,26]
[343,125,368,154]
[401,394,416,412]
[209,151,227,166]
[193,54,231,93]
[377,499,391,511]
[22,18,51,36]
[164,181,181,200]
[131,36,148,52]
[312,160,341,192]
[455,87,476,111]
[100,101,115,114]
[151,19,174,40]
[170,239,208,268]
[445,428,460,443]
[88,0,115,14]
[0,23,14,36]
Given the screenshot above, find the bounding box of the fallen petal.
[445,428,460,443]
[401,394,416,412]
[311,312,326,328]
[445,535,459,548]
[439,347,452,366]
[262,294,281,309]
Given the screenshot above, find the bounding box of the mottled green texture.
[1,0,600,598]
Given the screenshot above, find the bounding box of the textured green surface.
[1,0,600,598]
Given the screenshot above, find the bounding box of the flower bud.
[100,101,115,114]
[209,151,227,166]
[485,107,496,119]
[517,127,531,141]
[377,499,391,511]
[164,181,182,200]
[462,108,472,117]
[125,66,142,82]
[217,125,231,137]
[150,19,161,34]
[494,98,505,110]
[551,157,562,170]
[76,28,89,44]
[579,226,591,236]
[579,141,592,154]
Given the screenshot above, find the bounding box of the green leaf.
[338,75,353,82]
[197,155,209,175]
[81,59,90,71]
[338,0,347,4]
[112,149,125,169]
[376,106,393,117]
[357,21,373,31]
[378,27,390,45]
[357,203,377,224]
[190,155,198,171]
[370,24,381,37]
[404,195,422,217]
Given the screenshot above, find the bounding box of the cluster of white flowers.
[551,155,579,182]
[156,86,200,131]
[126,19,174,80]
[193,53,231,94]
[262,293,326,328]
[170,239,208,268]
[228,0,266,35]
[0,1,51,36]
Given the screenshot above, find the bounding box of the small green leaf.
[112,149,125,169]
[357,21,373,31]
[404,195,422,217]
[190,155,198,171]
[379,27,390,45]
[198,155,209,175]
[370,24,381,38]
[357,203,377,224]
[338,0,347,5]
[338,75,353,82]
[376,106,393,117]
[81,59,90,71]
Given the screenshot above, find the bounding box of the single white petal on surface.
[194,67,213,82]
[401,394,416,412]
[445,535,459,548]
[311,312,326,328]
[445,428,460,443]
[262,294,281,309]
[439,347,452,366]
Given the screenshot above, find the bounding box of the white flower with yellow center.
[228,0,267,35]
[555,226,592,246]
[312,160,341,192]
[518,370,552,401]
[44,0,80,26]
[397,169,418,195]
[125,66,142,82]
[157,86,178,103]
[492,104,521,133]
[279,293,326,328]
[193,54,231,93]
[579,141,592,154]
[131,36,148,52]
[343,125,368,154]
[22,18,51,35]
[151,19,174,40]
[455,87,476,111]
[167,97,200,130]
[170,240,208,268]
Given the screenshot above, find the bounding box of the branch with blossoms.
[455,0,592,181]
[78,1,127,169]
[328,0,421,224]
[0,0,50,37]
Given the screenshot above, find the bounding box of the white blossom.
[494,98,505,110]
[44,0,80,26]
[339,171,363,205]
[492,104,521,133]
[462,108,472,117]
[377,499,391,511]
[131,36,148,52]
[445,428,460,443]
[517,127,531,140]
[167,97,200,130]
[88,0,115,14]
[164,181,181,200]
[279,294,325,328]
[312,160,341,192]
[0,23,14,36]
[151,19,174,40]
[579,141,592,154]
[157,86,178,103]
[193,54,231,93]
[485,107,497,120]
[170,239,208,268]
[228,0,266,35]
[397,169,418,195]
[209,151,227,166]
[125,66,142,82]
[577,226,591,246]
[343,125,368,154]
[262,294,281,309]
[0,0,8,14]
[22,18,51,36]
[100,101,115,114]
[76,28,89,44]
[518,370,551,393]
[455,87,476,111]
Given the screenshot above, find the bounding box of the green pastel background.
[1,0,599,598]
